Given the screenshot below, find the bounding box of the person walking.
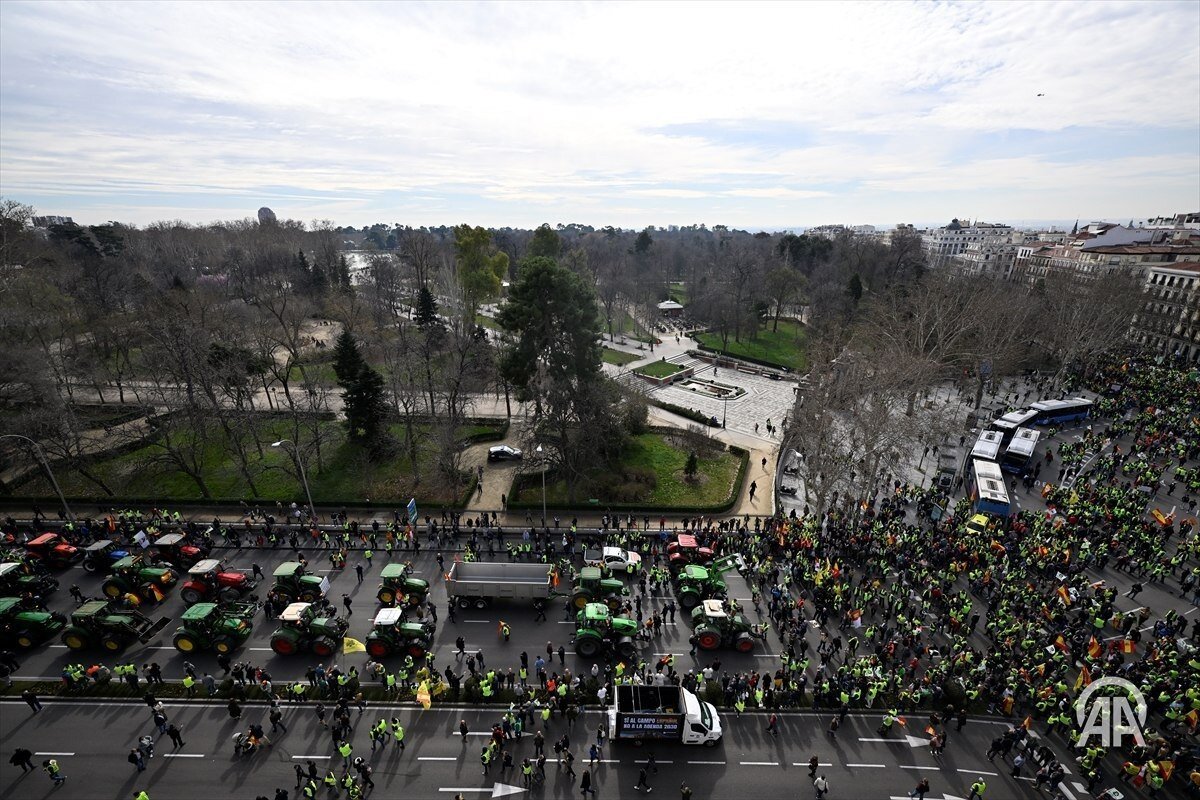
[813,774,830,798]
[807,755,819,777]
[635,765,653,792]
[42,758,65,786]
[766,712,779,737]
[10,747,35,773]
[21,690,42,714]
[128,748,146,772]
[580,769,595,797]
[343,594,353,616]
[967,778,987,799]
[166,723,185,748]
[680,782,693,800]
[909,778,930,800]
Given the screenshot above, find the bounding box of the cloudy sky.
[1,1,1197,229]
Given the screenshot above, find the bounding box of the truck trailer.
[444,561,559,611]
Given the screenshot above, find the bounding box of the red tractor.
[179,559,259,606]
[149,533,208,570]
[24,533,82,570]
[667,534,715,574]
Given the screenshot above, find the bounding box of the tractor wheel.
[696,628,721,650]
[138,583,157,602]
[377,589,395,605]
[299,592,317,603]
[703,738,719,748]
[180,587,204,605]
[15,632,36,649]
[101,635,125,652]
[173,633,198,652]
[575,636,602,659]
[212,636,235,654]
[406,593,423,607]
[473,598,488,610]
[270,636,298,656]
[311,637,337,657]
[679,591,701,610]
[406,642,427,659]
[605,597,622,613]
[456,597,472,609]
[61,629,91,650]
[734,633,755,653]
[101,580,123,598]
[572,592,590,609]
[366,639,390,659]
[218,587,240,603]
[82,559,100,574]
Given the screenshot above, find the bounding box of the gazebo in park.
[657,300,684,318]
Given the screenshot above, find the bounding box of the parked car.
[487,445,523,462]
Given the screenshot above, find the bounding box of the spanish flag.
[1159,761,1174,781]
[1087,637,1102,659]
[1119,639,1135,654]
[1036,663,1046,676]
[1074,666,1092,690]
[1056,586,1071,605]
[1021,715,1033,730]
[1054,635,1069,653]
[1152,508,1171,526]
[342,637,367,655]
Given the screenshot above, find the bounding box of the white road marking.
[689,760,726,765]
[291,755,331,759]
[419,756,458,761]
[163,753,204,758]
[792,762,834,767]
[1058,782,1079,800]
[634,759,673,764]
[462,620,491,623]
[739,761,779,766]
[845,763,886,768]
[35,751,74,756]
[900,765,940,771]
[957,769,997,776]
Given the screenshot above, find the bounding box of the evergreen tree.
[332,330,366,389]
[414,285,443,332]
[684,452,699,481]
[342,364,388,453]
[337,254,353,288]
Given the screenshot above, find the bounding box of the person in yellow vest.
[391,718,406,751]
[302,779,318,799]
[323,771,338,790]
[337,740,353,767]
[134,792,150,800]
[182,674,196,698]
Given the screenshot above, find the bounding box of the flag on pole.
[1119,639,1135,654]
[407,497,418,524]
[1074,666,1092,690]
[342,637,367,655]
[1087,637,1102,659]
[416,680,432,710]
[1054,635,1069,653]
[1056,586,1071,605]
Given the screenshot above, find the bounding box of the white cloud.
[0,0,1197,227]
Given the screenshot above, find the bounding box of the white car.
[584,546,642,572]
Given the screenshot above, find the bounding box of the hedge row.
[648,399,719,427]
[691,343,796,374]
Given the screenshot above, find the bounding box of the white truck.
[444,561,558,611]
[608,683,722,747]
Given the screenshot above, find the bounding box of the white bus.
[1001,427,1040,474]
[969,458,1011,518]
[971,430,1004,462]
[989,409,1039,445]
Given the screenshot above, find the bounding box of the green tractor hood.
[610,616,639,636]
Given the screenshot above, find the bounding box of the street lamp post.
[1,434,73,523]
[535,444,546,528]
[272,439,316,524]
[722,396,728,429]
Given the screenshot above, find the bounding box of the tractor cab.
[667,534,714,571]
[151,533,207,568]
[278,601,315,627]
[82,540,129,573]
[698,598,727,621]
[26,533,81,568]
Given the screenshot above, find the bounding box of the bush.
[649,399,717,426]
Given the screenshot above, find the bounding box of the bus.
[988,409,1039,445]
[1029,397,1093,426]
[971,430,1004,462]
[1001,427,1040,474]
[968,458,1011,518]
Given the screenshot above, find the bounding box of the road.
[1,699,1071,800]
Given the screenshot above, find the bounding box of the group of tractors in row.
[568,535,763,659]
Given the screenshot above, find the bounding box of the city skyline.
[2,1,1198,228]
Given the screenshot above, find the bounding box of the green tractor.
[268,602,349,657]
[572,602,640,659]
[268,562,329,603]
[570,566,630,610]
[0,561,59,597]
[59,599,169,653]
[365,607,435,658]
[674,564,728,610]
[690,599,764,653]
[376,563,429,607]
[171,601,256,655]
[100,556,178,604]
[0,596,67,649]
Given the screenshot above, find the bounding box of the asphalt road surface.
[2,699,1085,800]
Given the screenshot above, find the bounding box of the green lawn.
[609,310,655,343]
[17,418,505,505]
[518,432,742,508]
[694,318,808,371]
[474,313,501,332]
[634,360,685,379]
[601,347,640,367]
[668,282,688,304]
